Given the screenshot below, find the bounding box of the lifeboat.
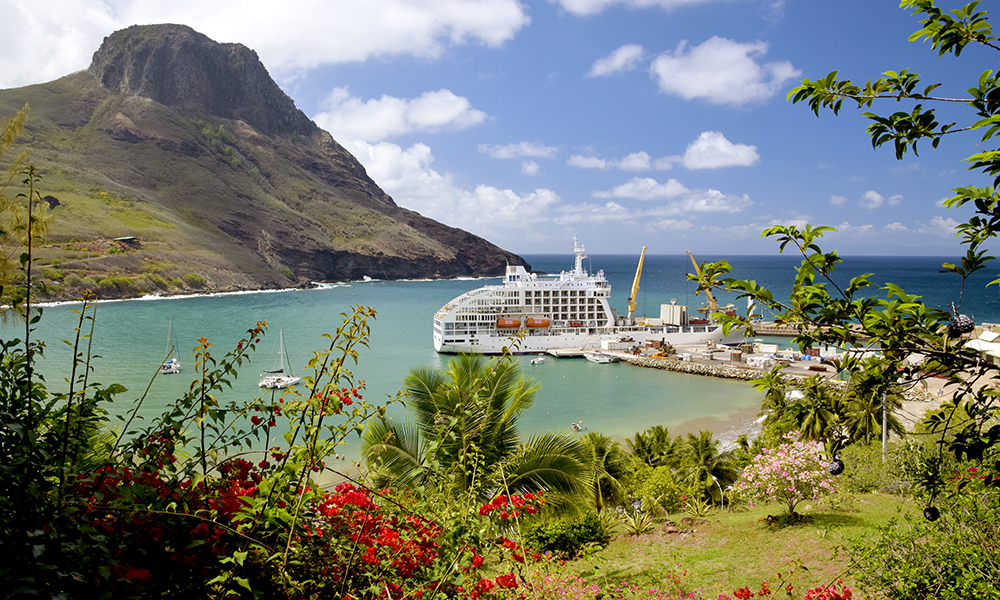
[496,318,521,329]
[570,321,583,327]
[526,318,550,328]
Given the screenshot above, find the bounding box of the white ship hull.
[433,323,725,354]
[433,239,731,355]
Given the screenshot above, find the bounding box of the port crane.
[686,250,718,316]
[626,246,647,325]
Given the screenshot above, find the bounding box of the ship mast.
[626,246,647,325]
[572,236,587,276]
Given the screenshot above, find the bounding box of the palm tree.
[581,432,628,513]
[678,430,738,504]
[842,366,907,445]
[751,366,792,433]
[361,354,588,499]
[626,425,679,468]
[787,376,841,444]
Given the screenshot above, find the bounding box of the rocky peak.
[89,24,317,136]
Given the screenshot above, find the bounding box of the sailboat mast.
[167,317,175,357]
[279,330,288,372]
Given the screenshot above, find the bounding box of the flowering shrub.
[490,569,695,600]
[720,577,852,600]
[480,491,545,519]
[731,437,836,516]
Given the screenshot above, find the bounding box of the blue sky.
[1,0,993,256]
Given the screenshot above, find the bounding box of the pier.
[751,322,800,336]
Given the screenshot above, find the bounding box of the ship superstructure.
[433,239,728,354]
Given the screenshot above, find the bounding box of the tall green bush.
[521,511,609,558]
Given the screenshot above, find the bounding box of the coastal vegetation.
[2,1,1000,599]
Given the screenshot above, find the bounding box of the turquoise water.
[6,253,998,459]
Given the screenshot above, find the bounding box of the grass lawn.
[562,494,918,598]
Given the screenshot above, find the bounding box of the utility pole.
[882,391,888,463]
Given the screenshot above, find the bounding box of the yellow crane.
[686,250,717,314]
[626,246,647,324]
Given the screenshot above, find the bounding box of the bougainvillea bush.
[731,436,836,516]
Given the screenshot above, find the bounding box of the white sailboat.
[258,330,301,389]
[160,317,180,374]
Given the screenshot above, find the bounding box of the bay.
[6,252,998,460]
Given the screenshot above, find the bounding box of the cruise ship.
[433,240,731,355]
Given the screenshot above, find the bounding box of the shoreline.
[28,275,495,309]
[613,348,949,436]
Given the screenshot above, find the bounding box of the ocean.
[6,252,999,459]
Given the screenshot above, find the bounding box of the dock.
[547,348,588,358]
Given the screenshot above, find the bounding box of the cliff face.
[89,25,318,138]
[0,24,525,290]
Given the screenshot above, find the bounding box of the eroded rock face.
[89,24,316,137]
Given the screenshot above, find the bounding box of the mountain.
[0,24,525,298]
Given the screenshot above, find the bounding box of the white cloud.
[681,131,759,169]
[618,151,652,171]
[593,177,753,214]
[664,189,754,214]
[885,222,909,232]
[554,201,634,224]
[593,177,689,200]
[652,156,678,170]
[588,44,645,77]
[567,155,610,170]
[345,139,560,236]
[555,0,717,17]
[651,219,694,230]
[522,160,541,175]
[567,151,651,171]
[570,135,752,173]
[770,217,811,230]
[649,36,800,106]
[830,195,848,206]
[888,194,904,206]
[0,0,117,89]
[314,87,488,142]
[918,216,960,237]
[0,0,530,89]
[836,222,874,235]
[859,190,884,210]
[479,142,559,159]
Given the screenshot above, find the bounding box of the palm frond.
[501,432,589,496]
[360,416,427,488]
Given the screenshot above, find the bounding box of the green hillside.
[0,25,524,300]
